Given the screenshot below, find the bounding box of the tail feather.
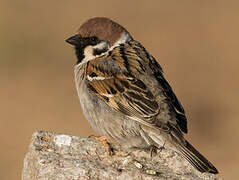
[177,139,219,174]
[147,125,218,174]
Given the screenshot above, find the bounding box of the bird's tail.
[169,129,219,174]
[176,139,218,174]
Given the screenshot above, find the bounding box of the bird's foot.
[131,145,158,157]
[149,145,158,158]
[157,141,166,157]
[89,135,114,156]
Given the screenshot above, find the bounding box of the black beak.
[65,34,82,46]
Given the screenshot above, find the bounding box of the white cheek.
[77,46,95,65]
[78,42,109,66]
[83,46,95,62]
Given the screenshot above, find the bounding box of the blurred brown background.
[1,0,238,179]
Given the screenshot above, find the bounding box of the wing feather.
[84,42,187,133]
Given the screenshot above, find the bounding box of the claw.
[158,141,166,154]
[89,135,114,155]
[150,142,166,158]
[149,145,158,158]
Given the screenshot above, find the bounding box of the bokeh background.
[1,0,238,179]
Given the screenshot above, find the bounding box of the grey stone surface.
[22,131,222,180]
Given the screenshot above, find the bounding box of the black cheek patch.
[93,47,108,56]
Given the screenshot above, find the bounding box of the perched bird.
[66,17,218,174]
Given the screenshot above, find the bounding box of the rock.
[22,131,222,180]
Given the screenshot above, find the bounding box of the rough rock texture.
[22,131,222,180]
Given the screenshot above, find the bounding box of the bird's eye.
[90,36,97,42]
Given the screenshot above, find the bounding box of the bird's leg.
[149,145,158,158]
[131,145,158,157]
[89,135,114,155]
[158,141,166,153]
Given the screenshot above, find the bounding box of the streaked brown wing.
[86,60,160,126]
[85,41,187,133]
[148,56,188,133]
[131,41,187,133]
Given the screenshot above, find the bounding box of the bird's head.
[66,17,132,64]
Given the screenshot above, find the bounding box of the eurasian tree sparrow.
[66,17,218,174]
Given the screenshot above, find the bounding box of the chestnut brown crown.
[77,17,132,46]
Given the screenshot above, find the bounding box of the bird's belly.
[77,82,110,135]
[77,81,149,148]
